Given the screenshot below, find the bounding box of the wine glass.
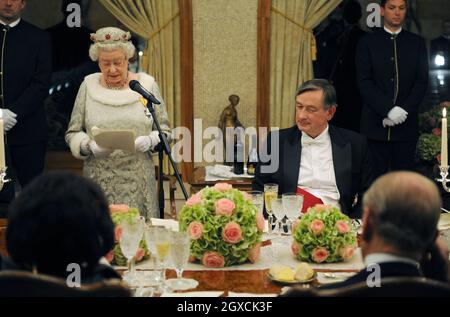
[165,231,198,291]
[247,190,264,214]
[143,225,163,286]
[271,198,285,235]
[153,227,171,284]
[282,193,304,234]
[264,183,278,234]
[119,215,145,285]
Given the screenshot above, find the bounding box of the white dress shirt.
[0,18,21,28]
[298,125,341,209]
[383,26,402,35]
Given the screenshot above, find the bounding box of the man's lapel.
[329,126,352,201]
[284,127,302,192]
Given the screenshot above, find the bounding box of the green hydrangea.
[179,186,263,267]
[292,205,357,263]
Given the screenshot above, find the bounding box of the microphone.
[129,80,161,105]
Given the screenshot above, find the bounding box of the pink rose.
[313,204,329,212]
[339,246,356,260]
[291,241,301,256]
[214,183,233,192]
[256,213,265,232]
[310,219,325,235]
[242,192,252,201]
[186,194,202,207]
[109,204,129,214]
[105,250,114,263]
[188,221,204,240]
[248,243,261,263]
[114,226,122,242]
[188,255,197,263]
[215,198,235,216]
[432,128,442,136]
[335,220,350,234]
[311,247,329,263]
[291,240,300,256]
[135,248,145,262]
[292,219,301,232]
[202,252,225,268]
[222,222,243,244]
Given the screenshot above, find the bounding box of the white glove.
[382,118,396,128]
[387,106,408,125]
[2,109,17,131]
[80,139,90,156]
[89,140,114,158]
[135,131,161,152]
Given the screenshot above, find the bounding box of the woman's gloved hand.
[135,131,160,152]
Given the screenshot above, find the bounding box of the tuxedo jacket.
[356,28,428,141]
[0,20,51,145]
[320,262,422,290]
[252,125,374,218]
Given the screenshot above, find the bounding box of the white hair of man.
[88,27,135,61]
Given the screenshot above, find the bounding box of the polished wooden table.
[189,166,254,195]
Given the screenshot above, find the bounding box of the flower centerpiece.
[291,205,357,263]
[417,102,450,164]
[178,183,264,268]
[106,204,149,266]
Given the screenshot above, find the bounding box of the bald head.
[362,172,441,258]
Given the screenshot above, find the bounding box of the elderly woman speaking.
[65,27,171,220]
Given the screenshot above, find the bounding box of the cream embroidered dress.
[65,73,171,219]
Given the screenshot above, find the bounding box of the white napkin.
[228,292,278,297]
[161,291,224,297]
[150,218,179,231]
[316,272,357,285]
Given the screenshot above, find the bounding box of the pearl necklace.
[105,72,129,90]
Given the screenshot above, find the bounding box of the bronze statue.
[218,95,244,165]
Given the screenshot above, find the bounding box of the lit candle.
[0,114,4,169]
[442,107,448,167]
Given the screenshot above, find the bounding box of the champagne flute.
[264,183,278,234]
[165,231,198,291]
[119,215,145,285]
[144,225,163,286]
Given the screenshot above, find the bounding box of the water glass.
[247,190,264,214]
[271,198,285,234]
[119,216,145,284]
[282,193,304,233]
[166,231,198,291]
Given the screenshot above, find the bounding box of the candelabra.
[0,167,10,191]
[436,166,450,192]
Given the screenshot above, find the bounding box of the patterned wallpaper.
[193,0,258,165]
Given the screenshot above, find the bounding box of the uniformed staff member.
[0,0,51,216]
[356,0,428,179]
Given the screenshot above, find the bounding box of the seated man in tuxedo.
[253,79,373,218]
[320,171,449,289]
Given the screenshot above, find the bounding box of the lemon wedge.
[294,262,315,281]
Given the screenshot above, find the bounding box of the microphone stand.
[144,99,189,219]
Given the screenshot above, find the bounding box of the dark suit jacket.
[0,254,121,284]
[0,20,51,145]
[356,28,428,141]
[320,261,422,289]
[252,125,373,218]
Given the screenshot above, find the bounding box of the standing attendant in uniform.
[0,0,51,216]
[356,0,428,178]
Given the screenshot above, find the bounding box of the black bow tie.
[1,24,10,31]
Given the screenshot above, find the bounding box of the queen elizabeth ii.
[65,27,171,220]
